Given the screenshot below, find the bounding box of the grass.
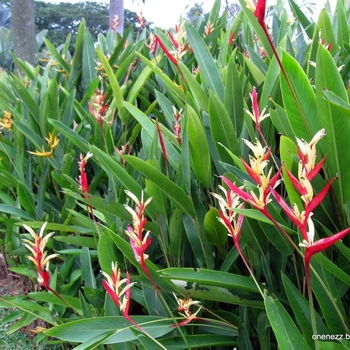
[0,308,62,350]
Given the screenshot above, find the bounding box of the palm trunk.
[11,0,36,66]
[109,0,124,36]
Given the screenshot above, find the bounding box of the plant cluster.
[0,0,350,349]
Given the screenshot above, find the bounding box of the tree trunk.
[109,0,124,36]
[11,0,36,66]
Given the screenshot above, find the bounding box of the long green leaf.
[281,273,328,349]
[185,22,224,101]
[315,44,350,205]
[44,317,173,343]
[187,105,211,187]
[280,51,318,140]
[48,119,89,153]
[264,291,311,350]
[97,49,126,123]
[209,91,240,163]
[123,155,195,218]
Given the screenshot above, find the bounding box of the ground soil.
[0,254,46,338]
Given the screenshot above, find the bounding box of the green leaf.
[127,59,153,104]
[161,335,237,349]
[281,273,328,349]
[288,0,315,39]
[123,156,195,218]
[136,53,186,103]
[89,145,142,196]
[204,207,227,248]
[98,230,120,274]
[0,204,35,221]
[28,291,81,310]
[160,267,264,307]
[311,261,349,335]
[44,317,173,344]
[178,61,208,112]
[68,19,85,88]
[160,268,260,292]
[82,31,97,89]
[224,55,244,136]
[280,51,318,140]
[187,105,212,187]
[97,49,126,123]
[315,44,350,205]
[17,181,36,215]
[185,22,224,101]
[81,247,96,289]
[48,119,89,153]
[323,89,350,119]
[124,102,181,170]
[54,236,97,249]
[264,291,311,350]
[209,91,240,163]
[316,10,337,56]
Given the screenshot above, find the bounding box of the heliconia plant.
[0,0,350,349]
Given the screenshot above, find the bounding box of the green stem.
[305,266,319,350]
[234,236,264,297]
[46,286,84,318]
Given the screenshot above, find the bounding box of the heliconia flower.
[172,106,183,144]
[28,133,59,158]
[88,89,110,128]
[204,21,214,36]
[221,177,266,211]
[115,142,132,168]
[156,22,188,67]
[246,88,269,133]
[156,120,168,166]
[102,262,136,314]
[109,15,120,32]
[22,222,59,290]
[0,111,13,132]
[136,11,146,29]
[296,129,326,178]
[78,152,93,196]
[145,33,157,55]
[172,293,202,327]
[212,185,244,238]
[124,191,156,287]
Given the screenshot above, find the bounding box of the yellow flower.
[28,133,59,158]
[0,111,13,131]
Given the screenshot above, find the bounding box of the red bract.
[154,34,178,66]
[229,32,235,45]
[304,227,350,282]
[78,152,93,213]
[156,120,168,166]
[254,0,267,25]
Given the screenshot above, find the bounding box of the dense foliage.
[0,0,350,349]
